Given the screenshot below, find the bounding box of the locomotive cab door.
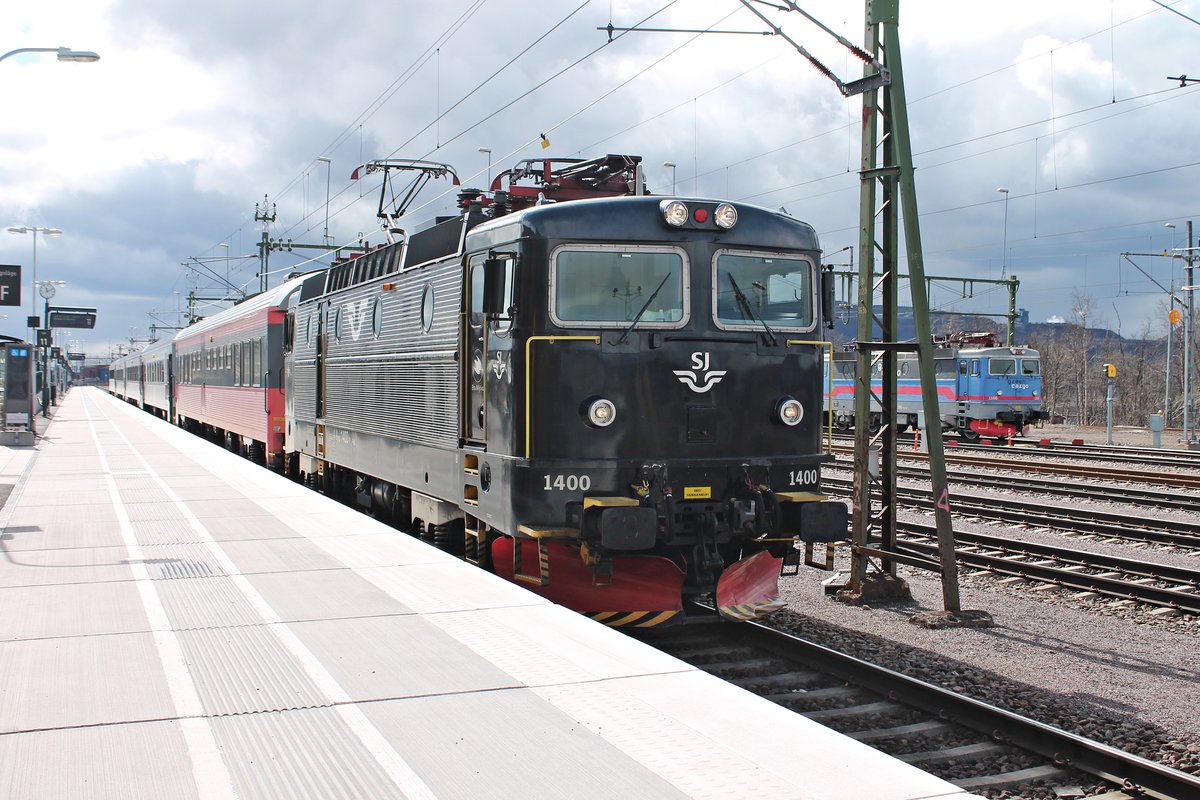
[314,301,327,419]
[464,252,514,447]
[465,256,489,445]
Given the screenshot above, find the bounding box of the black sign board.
[48,307,97,329]
[0,265,19,307]
[4,345,32,424]
[68,352,85,362]
[36,329,51,347]
[51,347,61,358]
[25,315,39,329]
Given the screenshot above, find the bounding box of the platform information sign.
[0,265,20,307]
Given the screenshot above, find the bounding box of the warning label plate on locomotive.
[683,486,711,499]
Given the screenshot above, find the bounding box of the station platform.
[0,388,977,799]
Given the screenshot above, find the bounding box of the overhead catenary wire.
[178,1,1196,329]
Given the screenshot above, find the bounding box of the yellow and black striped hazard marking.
[718,598,788,621]
[512,539,551,587]
[585,610,682,627]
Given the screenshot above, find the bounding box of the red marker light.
[693,208,709,223]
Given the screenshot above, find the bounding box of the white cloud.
[2,0,1198,354]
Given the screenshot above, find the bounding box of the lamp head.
[56,48,100,63]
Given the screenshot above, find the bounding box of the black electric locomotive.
[285,155,847,625]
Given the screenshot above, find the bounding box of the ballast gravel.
[775,538,1200,786]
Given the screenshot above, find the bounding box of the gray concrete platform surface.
[0,388,978,799]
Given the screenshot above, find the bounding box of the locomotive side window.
[935,359,956,377]
[469,262,485,326]
[472,255,515,333]
[421,285,435,333]
[1021,359,1040,376]
[714,251,815,331]
[989,358,1016,376]
[372,297,383,339]
[550,245,686,327]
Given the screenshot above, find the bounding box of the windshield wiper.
[728,274,778,346]
[616,273,672,345]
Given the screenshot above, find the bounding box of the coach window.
[550,244,686,327]
[714,250,815,332]
[252,339,262,386]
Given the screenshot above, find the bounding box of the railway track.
[831,444,1200,490]
[831,433,1200,469]
[828,460,1200,513]
[637,614,1200,799]
[950,440,1200,468]
[822,474,1200,550]
[896,521,1200,615]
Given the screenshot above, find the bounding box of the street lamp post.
[478,148,492,188]
[0,47,100,64]
[7,226,62,329]
[664,162,677,194]
[996,187,1010,279]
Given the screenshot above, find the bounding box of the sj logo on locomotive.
[673,351,726,394]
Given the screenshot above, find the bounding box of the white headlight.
[776,397,803,426]
[714,203,738,229]
[660,200,688,227]
[586,397,617,427]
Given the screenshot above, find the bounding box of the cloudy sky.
[3,0,1199,358]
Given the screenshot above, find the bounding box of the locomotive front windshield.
[989,358,1017,376]
[987,357,1040,376]
[714,251,815,331]
[551,245,685,326]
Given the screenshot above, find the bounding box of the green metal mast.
[851,0,960,610]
